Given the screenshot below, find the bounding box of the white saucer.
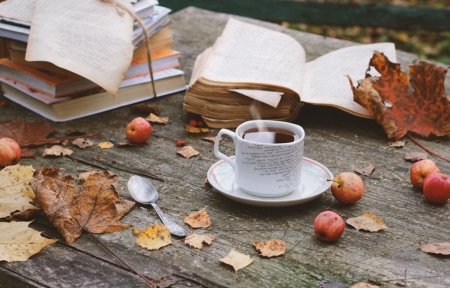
[207,156,333,207]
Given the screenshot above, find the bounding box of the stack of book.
[0,0,187,122]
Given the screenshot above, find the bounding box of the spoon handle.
[150,203,188,237]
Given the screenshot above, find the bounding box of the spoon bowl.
[127,175,188,237]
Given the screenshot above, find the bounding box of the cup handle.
[213,129,236,170]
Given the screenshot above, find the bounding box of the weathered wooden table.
[1,7,450,288]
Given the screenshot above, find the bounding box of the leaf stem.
[85,229,156,287]
[407,132,450,163]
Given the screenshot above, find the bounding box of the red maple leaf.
[350,52,450,140]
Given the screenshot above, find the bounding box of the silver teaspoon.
[127,175,188,237]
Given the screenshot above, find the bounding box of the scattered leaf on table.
[42,145,73,157]
[133,224,172,250]
[72,138,94,149]
[404,152,427,162]
[184,207,211,228]
[184,125,210,133]
[350,283,380,288]
[177,146,199,159]
[0,164,39,219]
[0,117,55,146]
[351,52,450,140]
[346,212,388,232]
[420,242,450,255]
[31,168,134,244]
[131,103,160,115]
[184,233,214,249]
[388,140,406,148]
[146,113,169,124]
[0,221,56,262]
[252,239,286,257]
[202,136,222,143]
[220,249,254,278]
[355,164,375,176]
[98,142,114,149]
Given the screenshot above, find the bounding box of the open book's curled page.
[0,0,135,97]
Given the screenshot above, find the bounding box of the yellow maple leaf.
[0,221,56,262]
[184,207,211,228]
[0,164,39,219]
[184,233,214,249]
[133,224,172,250]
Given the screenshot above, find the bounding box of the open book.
[184,18,397,128]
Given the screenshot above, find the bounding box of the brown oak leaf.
[252,239,286,257]
[184,207,211,228]
[31,168,134,244]
[351,51,450,140]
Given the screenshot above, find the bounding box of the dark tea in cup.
[242,127,299,144]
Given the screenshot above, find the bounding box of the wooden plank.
[160,0,450,31]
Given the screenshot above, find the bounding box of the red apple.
[423,173,450,204]
[331,172,364,204]
[126,117,152,144]
[314,211,345,242]
[0,137,21,167]
[410,159,440,190]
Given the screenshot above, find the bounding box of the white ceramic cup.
[213,120,305,197]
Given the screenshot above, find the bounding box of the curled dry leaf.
[202,136,222,143]
[31,168,134,244]
[133,224,172,250]
[346,212,388,232]
[404,152,428,162]
[177,146,199,159]
[184,125,210,133]
[355,164,375,176]
[351,52,450,140]
[0,221,56,262]
[42,145,73,157]
[252,239,286,258]
[72,138,94,149]
[98,142,114,149]
[220,249,254,278]
[184,207,211,228]
[0,164,39,219]
[184,233,214,249]
[388,140,406,148]
[146,113,169,124]
[420,242,450,255]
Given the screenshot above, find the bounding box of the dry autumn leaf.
[252,239,286,257]
[98,142,114,149]
[133,224,172,250]
[184,207,211,228]
[346,212,388,232]
[0,221,56,262]
[202,136,222,143]
[388,140,406,148]
[0,164,40,219]
[184,125,210,133]
[31,168,134,244]
[72,138,94,149]
[355,164,375,176]
[404,152,428,162]
[146,113,169,124]
[184,233,214,249]
[0,117,56,146]
[220,249,254,279]
[420,242,450,255]
[350,283,380,288]
[351,52,450,140]
[177,146,199,159]
[42,145,73,157]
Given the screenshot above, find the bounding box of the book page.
[25,0,134,96]
[201,18,305,97]
[0,0,35,23]
[301,43,397,118]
